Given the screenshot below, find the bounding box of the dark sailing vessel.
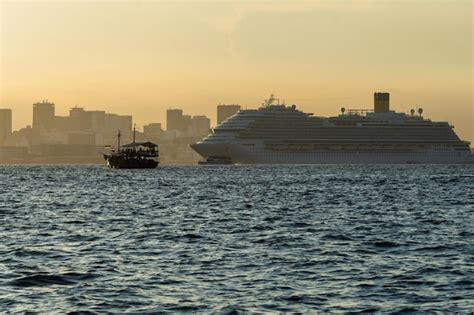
[103,127,159,169]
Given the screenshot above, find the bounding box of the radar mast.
[262,94,280,107]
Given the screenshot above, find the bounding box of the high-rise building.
[69,107,106,132]
[69,107,90,131]
[33,101,55,131]
[167,109,183,131]
[182,115,192,134]
[0,108,12,145]
[104,114,132,135]
[374,92,390,113]
[217,104,241,125]
[89,111,106,132]
[191,115,211,136]
[144,123,164,137]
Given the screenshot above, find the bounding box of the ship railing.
[344,109,374,116]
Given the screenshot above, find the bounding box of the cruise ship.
[191,93,472,164]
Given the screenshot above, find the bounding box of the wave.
[9,272,96,287]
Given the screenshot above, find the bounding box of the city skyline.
[1,1,472,142]
[0,101,217,133]
[0,100,217,164]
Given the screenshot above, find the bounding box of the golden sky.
[1,0,472,142]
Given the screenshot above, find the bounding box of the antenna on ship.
[263,94,278,107]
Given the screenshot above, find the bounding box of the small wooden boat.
[103,126,159,169]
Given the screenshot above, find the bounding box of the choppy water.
[0,165,473,313]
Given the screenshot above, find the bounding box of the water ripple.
[0,165,473,312]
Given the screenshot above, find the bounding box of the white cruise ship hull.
[192,143,473,164]
[232,150,472,164]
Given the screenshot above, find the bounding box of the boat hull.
[104,155,159,169]
[192,142,473,164]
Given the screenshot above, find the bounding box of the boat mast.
[133,123,136,152]
[117,130,121,150]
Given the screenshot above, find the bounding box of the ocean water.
[0,165,473,313]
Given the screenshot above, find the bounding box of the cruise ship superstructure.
[191,93,472,164]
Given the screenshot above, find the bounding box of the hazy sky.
[1,0,472,142]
